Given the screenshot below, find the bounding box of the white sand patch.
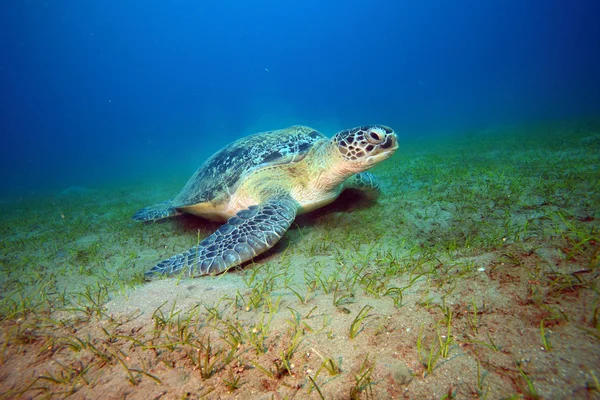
[106,273,246,320]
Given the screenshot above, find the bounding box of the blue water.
[1,0,599,197]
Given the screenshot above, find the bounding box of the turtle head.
[332,125,398,169]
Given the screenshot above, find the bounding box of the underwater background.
[2,1,600,399]
[1,0,599,198]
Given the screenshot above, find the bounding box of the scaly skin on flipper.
[343,172,381,198]
[132,200,182,222]
[144,196,297,278]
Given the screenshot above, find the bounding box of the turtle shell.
[172,126,325,207]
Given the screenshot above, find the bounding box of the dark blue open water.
[1,0,599,197]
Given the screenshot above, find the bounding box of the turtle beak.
[380,132,398,152]
[374,132,398,156]
[369,132,398,163]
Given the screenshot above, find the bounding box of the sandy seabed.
[1,120,599,399]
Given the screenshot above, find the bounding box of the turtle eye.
[366,130,384,144]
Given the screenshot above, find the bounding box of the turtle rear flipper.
[132,200,182,222]
[144,196,297,279]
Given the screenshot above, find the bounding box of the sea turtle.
[133,125,398,279]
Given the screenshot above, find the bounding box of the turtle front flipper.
[144,196,297,279]
[343,172,381,198]
[132,200,182,222]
